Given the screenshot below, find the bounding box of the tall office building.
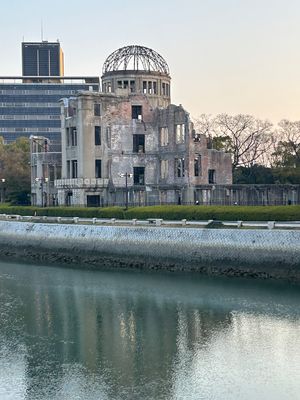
[0,76,99,143]
[0,40,99,143]
[22,41,64,78]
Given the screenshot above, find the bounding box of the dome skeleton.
[102,45,170,76]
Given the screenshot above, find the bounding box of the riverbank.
[0,220,299,282]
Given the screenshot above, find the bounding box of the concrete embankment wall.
[0,221,299,282]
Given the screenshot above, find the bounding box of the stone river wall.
[0,221,299,282]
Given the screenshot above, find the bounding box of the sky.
[1,0,300,124]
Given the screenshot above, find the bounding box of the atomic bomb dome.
[101,45,171,107]
[102,45,170,76]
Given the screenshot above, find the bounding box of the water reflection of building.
[1,268,233,398]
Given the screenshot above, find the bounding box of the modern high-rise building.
[0,76,99,143]
[22,41,64,78]
[0,40,99,143]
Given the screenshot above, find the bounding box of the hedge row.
[0,205,300,221]
[0,206,125,219]
[124,205,300,221]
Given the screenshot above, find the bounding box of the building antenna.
[41,19,43,41]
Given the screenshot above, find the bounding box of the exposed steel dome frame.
[102,45,170,76]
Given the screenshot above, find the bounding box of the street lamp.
[118,173,133,209]
[35,177,49,207]
[0,178,5,203]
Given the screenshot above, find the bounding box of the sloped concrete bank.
[0,220,299,282]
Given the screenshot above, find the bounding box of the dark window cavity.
[194,155,202,177]
[132,105,142,120]
[95,126,101,145]
[133,167,145,185]
[71,160,78,178]
[94,103,101,116]
[133,134,145,153]
[95,159,102,178]
[208,169,216,184]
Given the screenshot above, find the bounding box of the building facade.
[55,45,232,207]
[0,76,99,143]
[30,135,62,206]
[22,41,64,78]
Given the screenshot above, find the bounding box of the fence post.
[268,221,275,230]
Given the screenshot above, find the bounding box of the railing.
[1,214,300,230]
[55,178,109,188]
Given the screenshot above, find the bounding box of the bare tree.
[193,114,273,169]
[271,119,300,168]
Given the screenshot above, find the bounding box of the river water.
[0,261,299,400]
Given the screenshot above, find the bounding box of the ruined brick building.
[54,45,232,206]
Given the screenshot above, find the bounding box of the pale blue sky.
[1,0,300,123]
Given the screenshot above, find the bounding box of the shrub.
[0,204,299,221]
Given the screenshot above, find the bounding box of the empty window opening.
[95,159,102,178]
[67,160,70,178]
[194,155,202,177]
[143,81,147,94]
[94,103,101,116]
[71,160,78,178]
[175,158,185,177]
[208,169,216,184]
[66,127,70,146]
[87,195,100,207]
[153,81,157,94]
[95,126,101,146]
[117,80,123,89]
[123,80,129,89]
[130,80,136,93]
[132,105,142,120]
[133,134,145,153]
[161,160,169,179]
[160,127,169,146]
[175,124,185,143]
[148,81,153,94]
[70,127,77,146]
[133,167,145,185]
[166,84,170,96]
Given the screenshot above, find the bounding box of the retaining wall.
[0,221,299,282]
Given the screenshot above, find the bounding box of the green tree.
[0,137,31,204]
